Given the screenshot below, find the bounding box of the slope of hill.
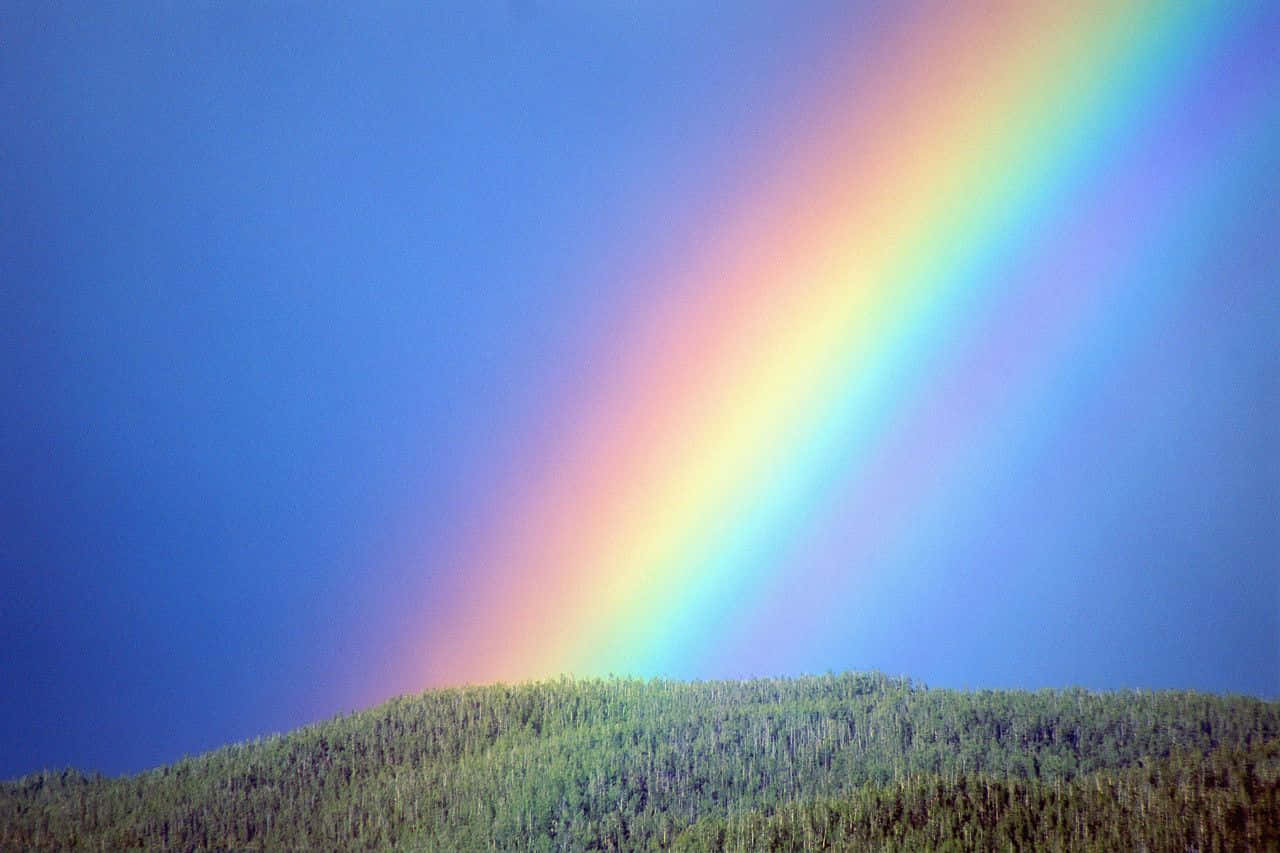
[2,672,1277,850]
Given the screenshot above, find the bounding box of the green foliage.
[1,672,1276,850]
[675,740,1280,852]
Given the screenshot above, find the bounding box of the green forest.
[2,672,1277,850]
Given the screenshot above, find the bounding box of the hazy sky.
[3,2,1277,779]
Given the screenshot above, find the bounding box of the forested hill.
[2,672,1278,850]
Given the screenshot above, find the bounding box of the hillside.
[2,672,1278,850]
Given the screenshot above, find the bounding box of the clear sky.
[3,2,1277,779]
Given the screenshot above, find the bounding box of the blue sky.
[2,2,1276,779]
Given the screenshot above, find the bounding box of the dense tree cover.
[1,672,1276,850]
[674,739,1280,852]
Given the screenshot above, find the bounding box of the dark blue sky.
[2,2,1277,779]
[1,0,847,779]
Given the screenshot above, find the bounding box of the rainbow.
[387,1,1276,691]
